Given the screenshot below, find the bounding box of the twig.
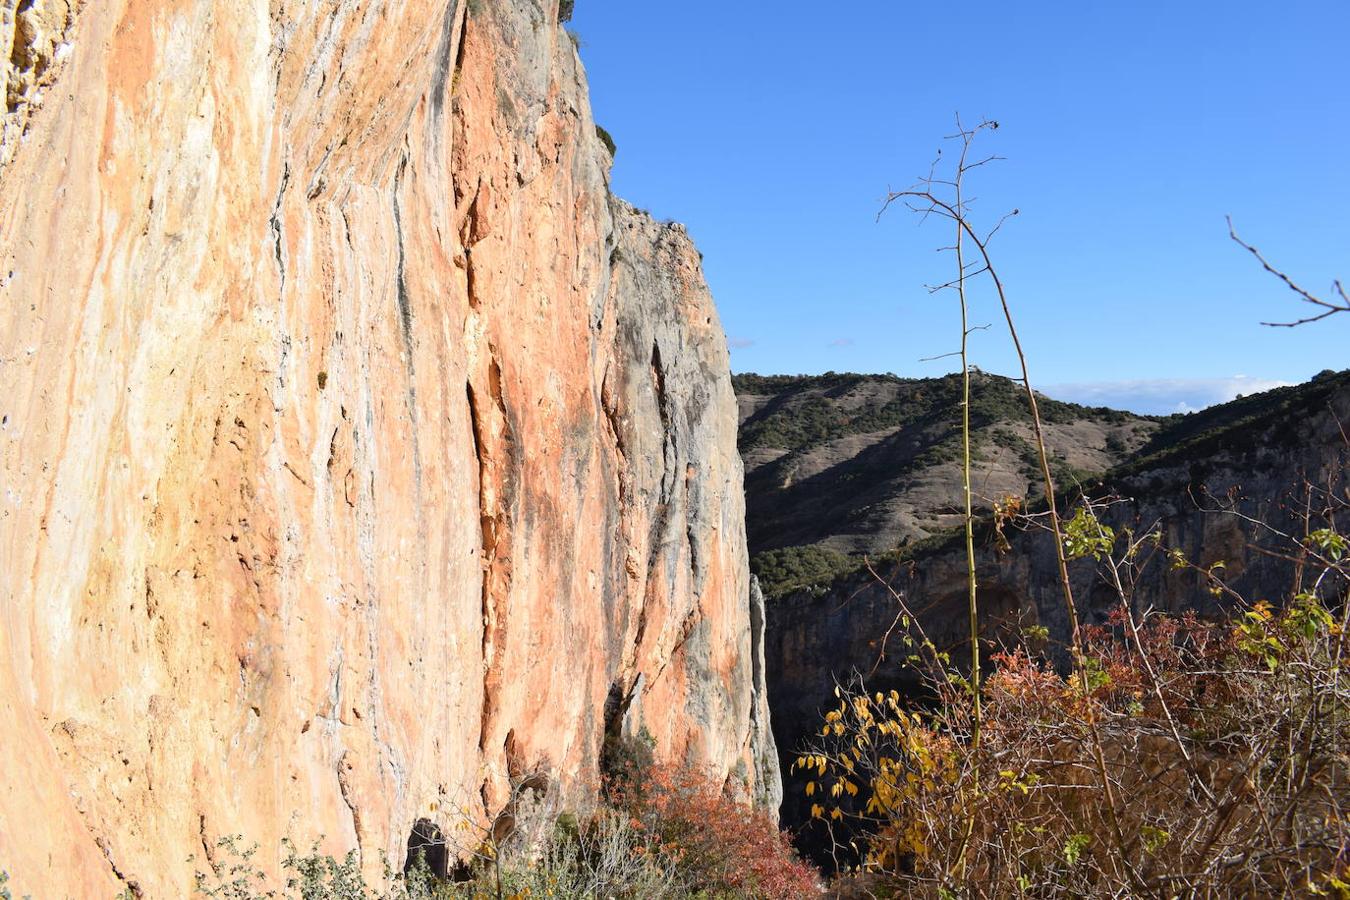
[1227,217,1349,327]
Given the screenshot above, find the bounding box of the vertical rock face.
[0,1,772,895]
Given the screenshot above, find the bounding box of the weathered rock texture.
[766,372,1350,841]
[0,1,772,895]
[1,0,77,167]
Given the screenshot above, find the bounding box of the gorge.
[2,1,1346,895]
[740,370,1350,844]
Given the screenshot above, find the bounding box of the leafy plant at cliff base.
[605,764,821,899]
[800,485,1350,897]
[191,749,817,899]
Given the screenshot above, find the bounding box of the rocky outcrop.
[1,0,77,167]
[765,372,1350,838]
[747,576,783,812]
[0,1,771,895]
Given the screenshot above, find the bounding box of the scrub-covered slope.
[735,371,1157,594]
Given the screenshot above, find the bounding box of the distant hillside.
[734,371,1160,595]
[739,369,1350,600]
[1125,367,1350,475]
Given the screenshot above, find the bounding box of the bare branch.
[1227,216,1349,327]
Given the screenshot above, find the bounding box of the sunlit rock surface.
[0,1,773,894]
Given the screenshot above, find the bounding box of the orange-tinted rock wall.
[0,1,774,894]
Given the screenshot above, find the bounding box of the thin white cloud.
[1043,376,1294,415]
[727,336,755,349]
[828,338,855,348]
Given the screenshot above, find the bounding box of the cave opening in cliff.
[403,818,449,881]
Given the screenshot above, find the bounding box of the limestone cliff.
[0,1,773,895]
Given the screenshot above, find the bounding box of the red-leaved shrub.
[610,764,820,899]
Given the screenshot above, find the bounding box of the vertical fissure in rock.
[468,359,517,756]
[326,424,340,471]
[466,378,492,741]
[460,184,489,311]
[684,468,701,585]
[336,751,363,857]
[600,365,625,465]
[591,244,619,332]
[95,835,142,898]
[633,341,679,658]
[269,161,291,295]
[464,247,479,310]
[197,814,215,867]
[391,154,414,354]
[630,593,651,665]
[647,340,677,538]
[465,380,485,473]
[429,0,465,124]
[650,340,674,497]
[391,151,425,512]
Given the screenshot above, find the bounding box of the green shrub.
[751,545,855,598]
[594,124,616,158]
[599,725,654,797]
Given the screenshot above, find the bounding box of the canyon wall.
[0,0,774,895]
[766,374,1350,840]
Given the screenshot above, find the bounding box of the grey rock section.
[603,197,782,807]
[749,576,784,811]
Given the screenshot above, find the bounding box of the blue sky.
[568,1,1348,414]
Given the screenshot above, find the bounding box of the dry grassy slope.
[735,372,1158,559]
